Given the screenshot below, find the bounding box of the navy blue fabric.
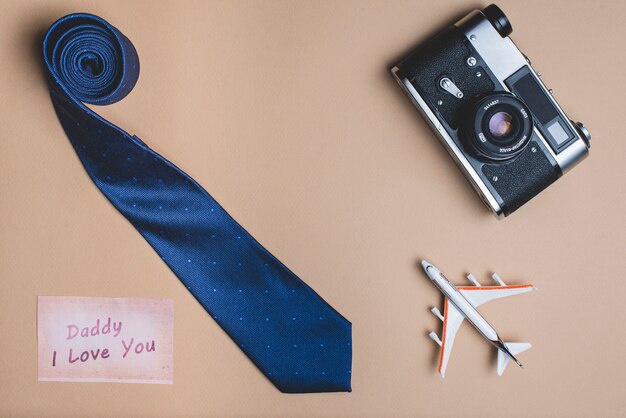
[42,13,351,393]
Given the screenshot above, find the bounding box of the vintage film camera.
[391,4,590,217]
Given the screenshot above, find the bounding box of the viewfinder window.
[547,120,569,145]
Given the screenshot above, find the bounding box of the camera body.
[391,4,590,217]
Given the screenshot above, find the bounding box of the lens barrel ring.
[464,93,534,162]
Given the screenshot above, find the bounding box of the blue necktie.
[42,13,351,393]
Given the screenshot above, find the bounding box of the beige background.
[1,0,624,416]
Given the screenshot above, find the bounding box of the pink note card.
[38,296,173,384]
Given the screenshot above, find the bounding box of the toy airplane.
[421,260,537,378]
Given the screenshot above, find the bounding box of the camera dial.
[483,4,512,37]
[572,121,591,148]
[464,93,534,162]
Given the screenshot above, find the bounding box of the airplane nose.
[421,260,432,271]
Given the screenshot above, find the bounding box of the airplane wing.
[458,283,536,308]
[436,298,465,378]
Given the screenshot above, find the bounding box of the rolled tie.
[43,13,139,105]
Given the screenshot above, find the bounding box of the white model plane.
[422,260,537,378]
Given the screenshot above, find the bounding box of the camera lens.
[464,93,533,161]
[488,112,514,138]
[483,4,512,37]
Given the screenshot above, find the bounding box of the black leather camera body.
[392,4,590,217]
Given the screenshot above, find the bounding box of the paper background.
[0,0,624,416]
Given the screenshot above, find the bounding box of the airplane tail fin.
[497,342,532,376]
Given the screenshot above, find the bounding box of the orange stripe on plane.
[457,284,534,291]
[437,298,449,374]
